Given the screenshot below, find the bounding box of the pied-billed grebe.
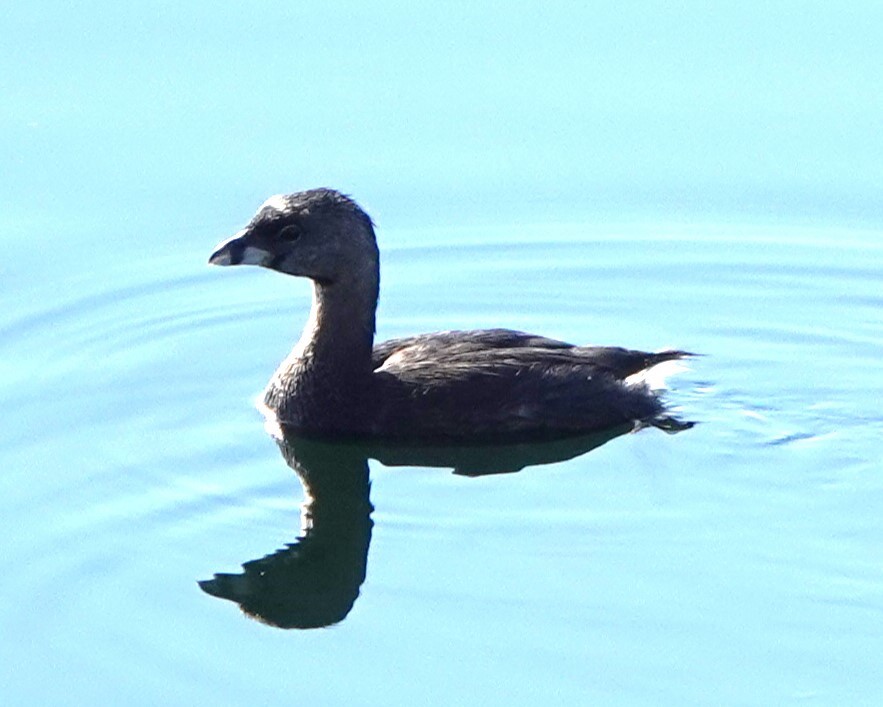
[209,188,691,442]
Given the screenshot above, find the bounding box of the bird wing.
[372,328,688,381]
[371,328,572,369]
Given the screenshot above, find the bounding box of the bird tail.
[626,350,695,391]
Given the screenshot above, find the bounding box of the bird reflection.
[199,437,373,629]
[199,422,655,629]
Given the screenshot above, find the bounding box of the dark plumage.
[209,188,692,442]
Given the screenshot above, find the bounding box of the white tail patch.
[625,358,689,391]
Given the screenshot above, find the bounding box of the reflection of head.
[199,437,373,629]
[199,524,371,629]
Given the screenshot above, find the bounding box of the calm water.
[2,220,881,704]
[4,2,883,705]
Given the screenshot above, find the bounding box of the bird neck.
[262,259,380,433]
[294,275,378,377]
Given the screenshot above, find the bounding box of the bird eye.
[278,224,302,241]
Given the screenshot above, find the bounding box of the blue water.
[3,3,882,705]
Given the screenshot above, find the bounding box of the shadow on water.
[197,423,669,629]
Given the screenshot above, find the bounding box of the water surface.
[3,2,882,704]
[2,220,880,705]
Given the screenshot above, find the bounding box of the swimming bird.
[209,188,691,442]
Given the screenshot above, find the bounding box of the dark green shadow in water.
[199,422,689,629]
